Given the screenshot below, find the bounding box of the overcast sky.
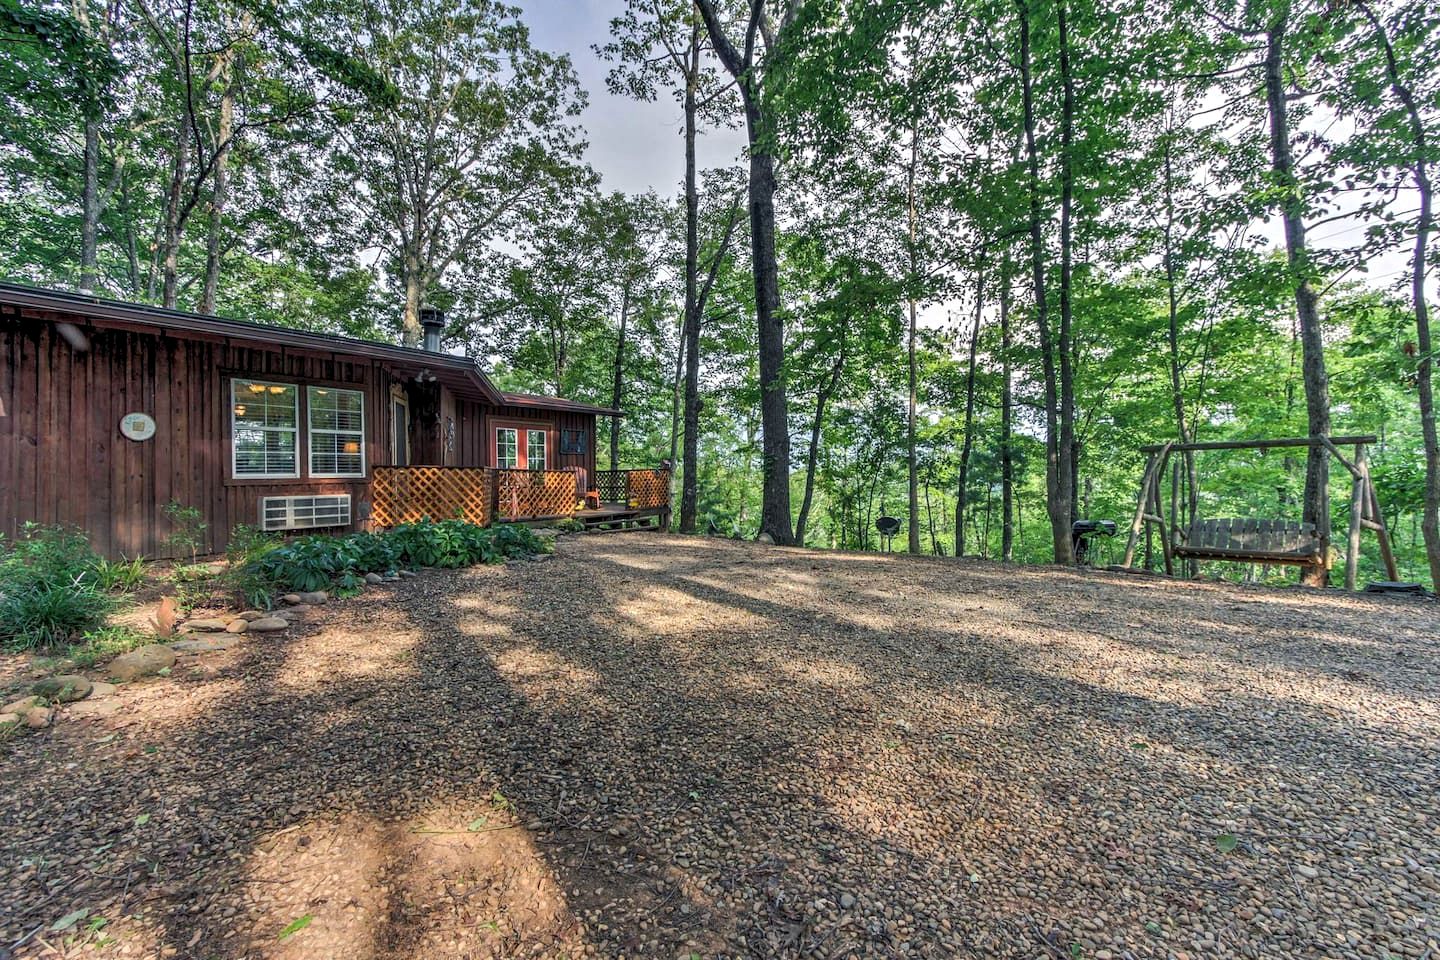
[520,0,747,197]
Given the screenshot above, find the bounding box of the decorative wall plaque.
[120,412,156,441]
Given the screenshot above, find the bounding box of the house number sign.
[120,412,156,441]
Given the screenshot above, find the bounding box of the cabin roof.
[0,282,616,417]
[500,391,623,418]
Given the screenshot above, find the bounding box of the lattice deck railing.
[371,466,492,527]
[371,466,670,528]
[495,469,581,521]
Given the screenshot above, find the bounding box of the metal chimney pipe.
[418,304,444,352]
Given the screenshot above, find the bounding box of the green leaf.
[278,914,314,940]
[1215,833,1238,853]
[135,813,150,826]
[49,908,89,932]
[467,817,489,831]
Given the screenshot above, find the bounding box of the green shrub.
[92,555,147,593]
[162,499,208,564]
[239,520,542,596]
[0,526,116,651]
[0,577,115,651]
[69,625,152,668]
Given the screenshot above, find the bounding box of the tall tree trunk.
[680,30,703,534]
[954,257,985,557]
[1357,1,1438,588]
[746,131,793,543]
[160,115,191,308]
[667,313,685,531]
[1000,252,1015,562]
[80,117,100,293]
[906,122,922,554]
[201,47,237,314]
[1161,131,1200,572]
[121,177,141,295]
[609,280,631,471]
[402,260,425,349]
[1265,17,1332,585]
[797,339,846,545]
[1056,0,1078,553]
[693,0,794,544]
[1017,0,1072,564]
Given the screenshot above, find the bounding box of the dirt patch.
[1,536,1436,959]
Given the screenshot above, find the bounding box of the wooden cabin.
[1,283,670,559]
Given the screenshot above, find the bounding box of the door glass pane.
[392,401,408,466]
[526,430,547,470]
[497,428,518,468]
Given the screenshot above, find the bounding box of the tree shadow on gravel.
[2,535,1436,960]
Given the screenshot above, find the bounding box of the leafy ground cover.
[0,535,1435,959]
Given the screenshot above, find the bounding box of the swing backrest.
[1178,518,1321,560]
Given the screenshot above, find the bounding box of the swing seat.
[1174,518,1322,565]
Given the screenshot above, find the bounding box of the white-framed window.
[308,386,366,477]
[232,379,298,478]
[526,428,547,470]
[496,427,519,468]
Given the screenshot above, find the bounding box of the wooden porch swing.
[1120,435,1399,589]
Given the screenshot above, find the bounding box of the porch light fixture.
[415,368,436,384]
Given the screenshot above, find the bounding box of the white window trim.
[231,378,299,480]
[526,428,548,471]
[308,386,367,479]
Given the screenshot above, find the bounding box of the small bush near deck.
[239,519,545,603]
[69,625,153,668]
[92,555,148,593]
[0,525,119,651]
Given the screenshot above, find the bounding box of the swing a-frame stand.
[1120,435,1399,589]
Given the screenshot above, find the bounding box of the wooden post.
[1344,443,1366,591]
[1122,450,1158,567]
[1363,457,1400,582]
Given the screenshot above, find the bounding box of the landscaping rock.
[24,706,53,729]
[32,675,93,702]
[3,694,42,715]
[365,572,384,584]
[297,591,329,604]
[247,617,288,632]
[109,645,177,681]
[398,570,417,578]
[182,618,230,633]
[68,698,121,720]
[273,606,308,620]
[382,575,400,582]
[88,682,117,699]
[840,893,856,910]
[0,712,20,733]
[170,637,238,653]
[236,610,266,621]
[225,619,249,634]
[281,594,303,605]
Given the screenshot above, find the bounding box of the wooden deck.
[370,466,671,531]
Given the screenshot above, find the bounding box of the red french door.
[493,425,549,470]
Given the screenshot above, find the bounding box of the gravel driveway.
[2,534,1437,959]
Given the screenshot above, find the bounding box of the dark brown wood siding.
[453,399,597,477]
[2,308,400,559]
[3,307,603,559]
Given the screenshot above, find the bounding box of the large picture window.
[232,379,298,478]
[308,386,365,477]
